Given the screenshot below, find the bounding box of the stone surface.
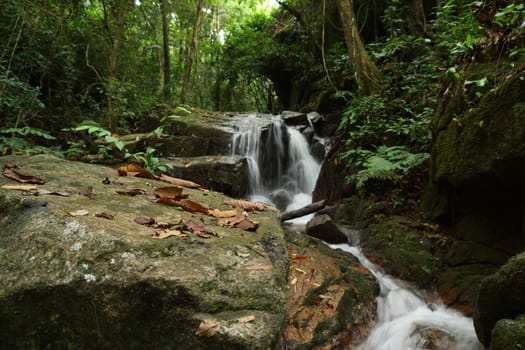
[474,251,525,347]
[167,156,249,197]
[489,314,525,350]
[281,111,307,126]
[305,214,348,244]
[281,230,378,349]
[0,154,288,350]
[423,67,525,253]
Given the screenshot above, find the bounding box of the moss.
[490,315,525,350]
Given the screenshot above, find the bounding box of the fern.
[355,145,429,194]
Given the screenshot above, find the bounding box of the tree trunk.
[160,0,171,105]
[180,0,203,104]
[410,0,427,34]
[335,0,383,95]
[281,200,326,222]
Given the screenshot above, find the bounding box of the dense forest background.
[0,0,524,177]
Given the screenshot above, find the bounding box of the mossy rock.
[474,251,525,346]
[490,314,525,350]
[361,216,437,288]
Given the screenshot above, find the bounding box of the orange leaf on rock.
[217,214,259,232]
[95,212,115,220]
[152,229,187,239]
[185,220,217,237]
[117,164,156,179]
[153,186,185,199]
[157,198,210,214]
[159,173,204,190]
[223,198,268,212]
[195,320,217,337]
[209,209,238,218]
[2,165,45,184]
[133,217,157,226]
[235,217,259,232]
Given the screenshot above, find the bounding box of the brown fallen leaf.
[208,209,238,218]
[223,198,268,212]
[95,212,115,220]
[78,186,96,200]
[153,186,186,199]
[185,220,217,237]
[117,163,156,179]
[159,173,205,190]
[2,166,45,184]
[1,184,38,191]
[69,209,90,216]
[35,188,71,197]
[157,198,210,214]
[245,265,272,271]
[217,214,259,232]
[195,320,217,337]
[133,217,157,226]
[236,315,255,323]
[151,229,187,239]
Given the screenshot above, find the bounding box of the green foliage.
[125,146,173,175]
[0,127,56,155]
[356,146,429,187]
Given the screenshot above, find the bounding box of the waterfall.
[329,242,484,350]
[230,114,321,213]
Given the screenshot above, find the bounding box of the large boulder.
[0,154,288,349]
[489,314,525,350]
[305,214,348,244]
[423,66,525,253]
[167,156,250,197]
[283,230,379,349]
[474,251,525,347]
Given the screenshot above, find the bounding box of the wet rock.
[361,216,436,288]
[489,314,525,350]
[411,326,458,350]
[0,154,288,350]
[309,139,325,163]
[167,156,249,197]
[269,189,292,211]
[305,214,348,244]
[474,251,525,347]
[282,230,378,349]
[281,111,307,126]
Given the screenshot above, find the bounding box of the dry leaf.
[195,320,217,337]
[245,265,272,271]
[185,220,217,237]
[117,164,156,179]
[69,209,89,216]
[216,214,246,227]
[2,166,45,184]
[95,212,115,220]
[159,173,204,189]
[151,229,187,239]
[209,209,238,218]
[36,188,71,196]
[236,315,255,323]
[223,198,267,212]
[235,218,259,232]
[133,217,157,226]
[1,184,38,191]
[160,198,210,214]
[153,186,186,199]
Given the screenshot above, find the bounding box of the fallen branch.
[281,200,326,222]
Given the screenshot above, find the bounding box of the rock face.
[305,214,348,244]
[282,230,379,349]
[474,251,525,347]
[167,156,250,197]
[423,68,525,254]
[0,155,288,349]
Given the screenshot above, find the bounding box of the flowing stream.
[230,114,484,349]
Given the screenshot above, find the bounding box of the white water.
[230,114,321,224]
[230,114,484,349]
[329,243,484,350]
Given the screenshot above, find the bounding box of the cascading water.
[230,114,321,217]
[230,113,482,349]
[329,241,484,350]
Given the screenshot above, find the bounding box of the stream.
[229,114,484,349]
